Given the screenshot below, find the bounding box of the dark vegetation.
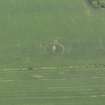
[87,0,105,8]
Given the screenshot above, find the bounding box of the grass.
[0,0,105,105]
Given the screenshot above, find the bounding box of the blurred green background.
[0,0,105,67]
[0,0,105,105]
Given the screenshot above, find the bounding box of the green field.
[0,0,105,105]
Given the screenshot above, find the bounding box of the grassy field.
[0,0,105,105]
